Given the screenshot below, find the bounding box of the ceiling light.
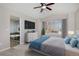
[42,6,46,9]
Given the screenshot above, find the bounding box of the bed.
[65,44,79,56]
[29,35,79,56]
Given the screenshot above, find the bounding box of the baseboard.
[0,47,10,52]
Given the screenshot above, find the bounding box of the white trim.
[0,47,10,52]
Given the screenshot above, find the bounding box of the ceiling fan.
[33,3,55,12]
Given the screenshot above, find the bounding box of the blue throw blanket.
[29,35,49,50]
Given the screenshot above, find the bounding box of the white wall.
[67,12,76,35]
[75,8,79,33]
[66,7,79,36]
[0,6,10,50]
[35,19,42,37]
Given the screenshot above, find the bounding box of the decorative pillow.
[70,38,78,47]
[76,33,79,38]
[77,41,79,48]
[64,36,71,44]
[72,35,78,39]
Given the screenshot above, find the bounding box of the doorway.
[10,16,20,47]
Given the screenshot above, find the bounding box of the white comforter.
[65,44,79,56]
[41,37,65,56]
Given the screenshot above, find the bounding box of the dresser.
[26,32,38,42]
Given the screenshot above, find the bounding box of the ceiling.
[0,3,79,19]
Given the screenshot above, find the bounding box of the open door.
[10,16,20,47]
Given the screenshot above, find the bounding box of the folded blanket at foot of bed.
[29,35,49,50]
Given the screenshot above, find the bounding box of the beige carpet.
[0,44,43,56]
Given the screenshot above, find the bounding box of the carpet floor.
[0,44,43,56]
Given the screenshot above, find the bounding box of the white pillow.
[46,33,62,37]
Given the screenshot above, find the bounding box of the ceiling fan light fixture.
[33,3,55,12]
[42,6,46,9]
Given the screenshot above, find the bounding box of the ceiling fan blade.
[46,7,52,10]
[46,3,55,6]
[33,6,42,9]
[40,9,44,12]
